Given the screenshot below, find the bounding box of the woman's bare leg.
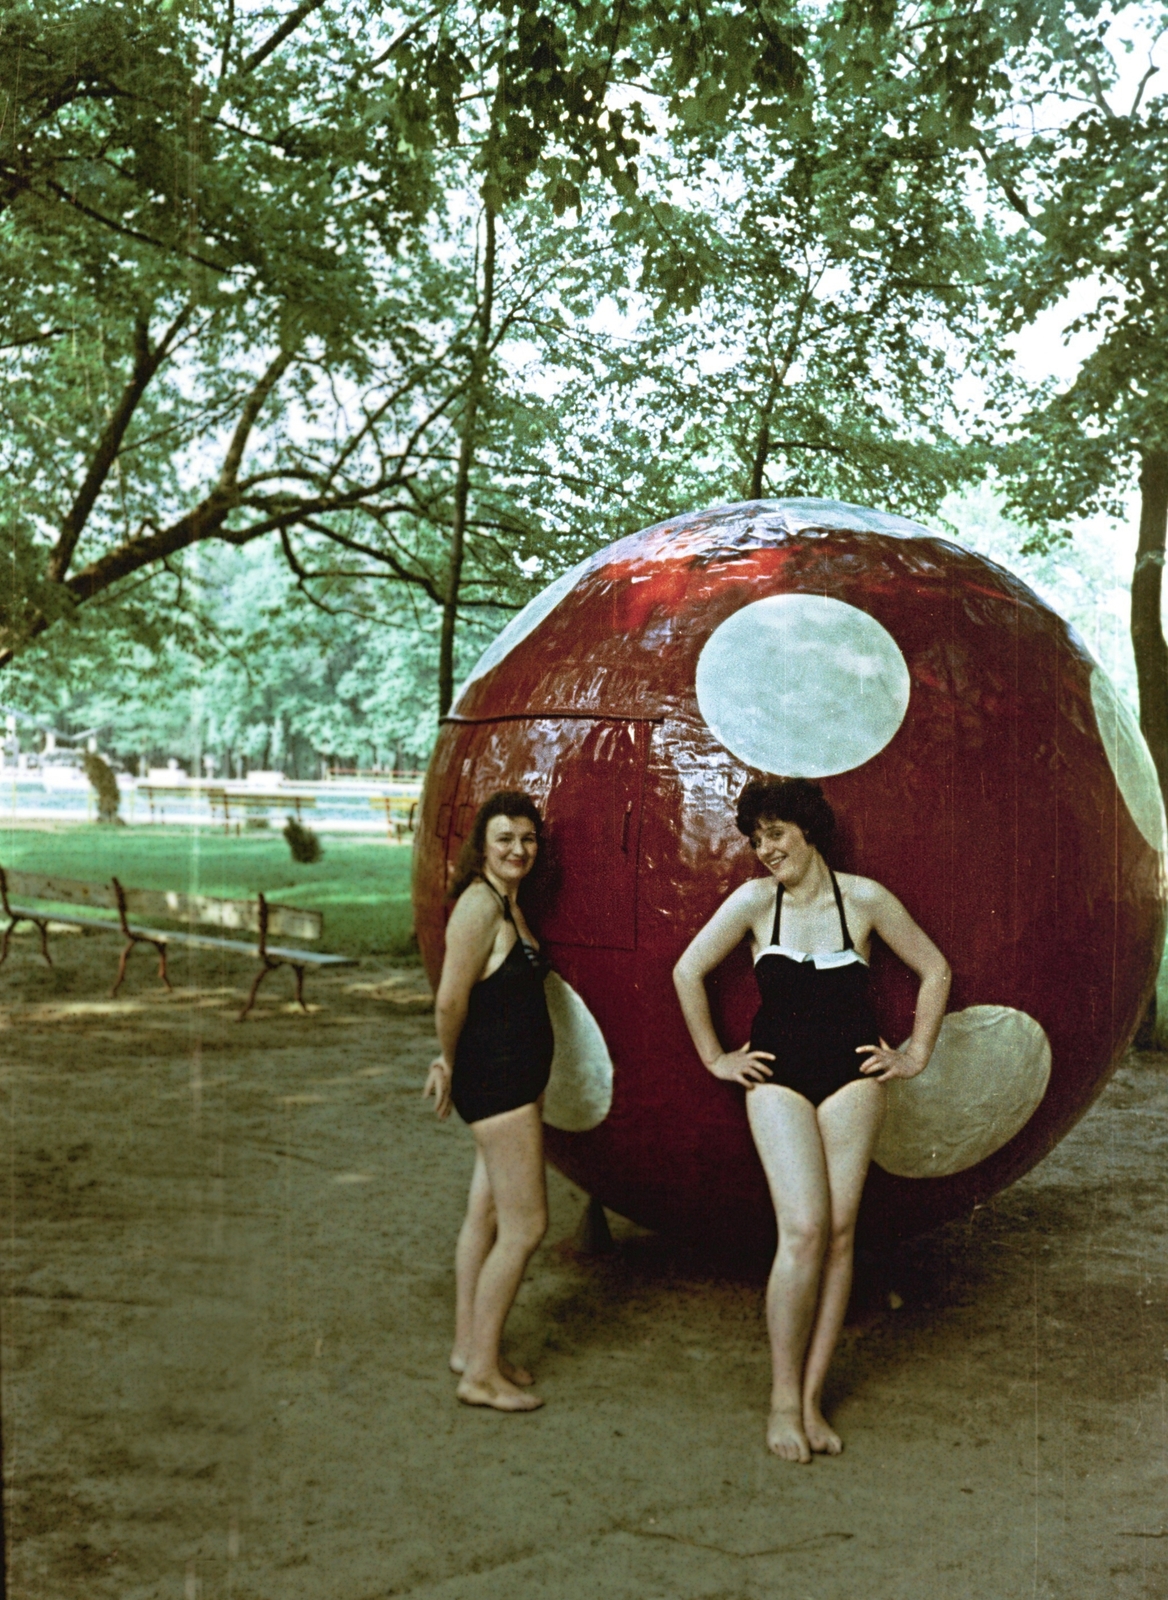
[451,1150,495,1365]
[746,1085,830,1463]
[457,1102,547,1412]
[801,1078,885,1453]
[450,1152,534,1385]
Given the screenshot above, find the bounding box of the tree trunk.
[437,204,496,718]
[749,415,772,500]
[1132,448,1168,800]
[748,372,780,501]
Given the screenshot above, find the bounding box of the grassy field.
[0,824,416,957]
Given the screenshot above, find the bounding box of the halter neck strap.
[770,870,854,950]
[480,877,514,923]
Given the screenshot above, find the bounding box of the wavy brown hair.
[449,790,544,900]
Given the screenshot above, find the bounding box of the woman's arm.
[424,886,500,1119]
[672,883,775,1088]
[856,883,951,1082]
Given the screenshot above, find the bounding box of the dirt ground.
[1,927,1166,1600]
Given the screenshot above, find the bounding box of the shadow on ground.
[2,930,1166,1600]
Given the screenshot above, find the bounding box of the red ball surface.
[413,501,1166,1252]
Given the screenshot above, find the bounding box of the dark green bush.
[82,751,122,824]
[283,816,323,864]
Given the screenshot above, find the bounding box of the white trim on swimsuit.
[752,944,868,970]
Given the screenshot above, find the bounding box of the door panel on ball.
[537,719,648,950]
[440,716,650,950]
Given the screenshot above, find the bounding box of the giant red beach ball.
[412,499,1166,1251]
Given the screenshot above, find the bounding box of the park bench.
[368,794,418,839]
[0,868,355,1020]
[136,783,317,831]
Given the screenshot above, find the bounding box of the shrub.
[283,816,323,864]
[82,751,122,824]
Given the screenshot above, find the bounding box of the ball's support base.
[574,1195,614,1254]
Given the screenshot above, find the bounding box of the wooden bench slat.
[7,904,119,931]
[117,888,321,942]
[6,872,117,910]
[2,864,354,1015]
[4,872,322,943]
[119,922,355,965]
[6,905,353,965]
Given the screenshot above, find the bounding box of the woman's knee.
[779,1213,827,1264]
[525,1202,549,1249]
[498,1202,547,1254]
[825,1217,856,1263]
[464,1182,496,1230]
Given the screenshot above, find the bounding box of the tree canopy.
[4,0,1166,791]
[975,2,1168,790]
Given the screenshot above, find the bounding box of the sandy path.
[1,932,1166,1598]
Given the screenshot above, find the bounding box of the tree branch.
[1130,54,1162,118]
[0,327,70,352]
[975,140,1036,227]
[35,174,229,271]
[219,0,237,84]
[360,3,448,76]
[49,306,193,583]
[1083,57,1114,118]
[280,525,446,604]
[241,0,329,74]
[0,344,297,663]
[218,349,297,491]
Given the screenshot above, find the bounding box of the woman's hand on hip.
[857,1038,928,1082]
[707,1045,775,1088]
[423,1057,453,1119]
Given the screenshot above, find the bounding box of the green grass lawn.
[0,824,416,958]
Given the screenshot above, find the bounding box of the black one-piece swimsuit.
[748,871,878,1109]
[450,885,554,1126]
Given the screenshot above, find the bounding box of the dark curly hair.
[735,778,836,855]
[450,790,543,900]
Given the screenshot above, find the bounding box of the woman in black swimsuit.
[424,791,554,1413]
[673,779,950,1462]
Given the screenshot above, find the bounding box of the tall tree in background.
[0,0,827,675]
[980,4,1168,795]
[622,32,994,518]
[2,543,450,775]
[0,0,1053,728]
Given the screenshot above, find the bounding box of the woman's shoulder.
[835,872,887,906]
[836,872,903,918]
[724,874,776,921]
[449,879,504,930]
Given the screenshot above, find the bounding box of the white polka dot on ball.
[873,1006,1051,1178]
[1090,666,1166,853]
[542,973,613,1132]
[695,593,911,777]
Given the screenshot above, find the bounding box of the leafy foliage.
[975,3,1168,792]
[2,543,464,773]
[82,749,121,823]
[283,817,323,864]
[0,0,1078,756]
[620,38,995,514]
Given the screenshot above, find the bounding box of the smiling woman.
[672,777,951,1464]
[424,791,556,1414]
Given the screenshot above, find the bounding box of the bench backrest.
[1,870,322,942]
[4,871,116,911]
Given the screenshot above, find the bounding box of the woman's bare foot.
[456,1373,544,1412]
[766,1405,812,1463]
[449,1351,534,1386]
[804,1404,843,1455]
